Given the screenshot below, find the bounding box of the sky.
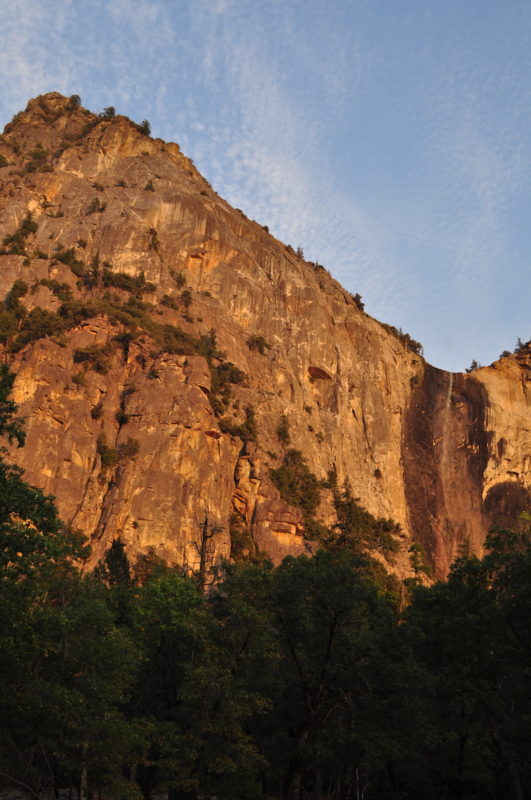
[0,0,529,371]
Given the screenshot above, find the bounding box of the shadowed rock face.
[403,367,492,576]
[0,93,529,577]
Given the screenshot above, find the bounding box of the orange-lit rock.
[0,93,528,578]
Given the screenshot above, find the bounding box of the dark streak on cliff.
[403,366,493,577]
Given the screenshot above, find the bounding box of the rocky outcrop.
[0,93,529,578]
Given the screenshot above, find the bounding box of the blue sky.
[1,0,529,371]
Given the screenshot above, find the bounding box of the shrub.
[170,269,186,288]
[229,513,254,560]
[115,409,130,425]
[197,328,223,362]
[381,323,423,356]
[67,94,81,109]
[247,334,271,355]
[86,197,106,215]
[276,414,290,445]
[80,119,99,137]
[148,228,159,251]
[10,307,65,352]
[29,145,47,162]
[25,145,48,172]
[5,280,28,312]
[144,180,155,191]
[97,435,119,468]
[87,198,100,215]
[91,401,103,419]
[99,106,116,120]
[118,438,140,458]
[180,289,192,308]
[0,155,7,168]
[0,309,19,343]
[218,405,257,442]
[2,213,38,255]
[54,248,84,269]
[136,119,151,136]
[465,359,481,373]
[161,294,179,310]
[39,279,72,303]
[270,449,321,515]
[73,345,111,374]
[102,268,155,295]
[351,292,365,311]
[332,482,401,555]
[514,337,530,353]
[209,361,245,410]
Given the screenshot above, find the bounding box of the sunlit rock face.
[1,93,529,578]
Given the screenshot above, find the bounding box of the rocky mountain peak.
[0,93,528,579]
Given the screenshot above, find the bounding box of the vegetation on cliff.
[0,369,530,800]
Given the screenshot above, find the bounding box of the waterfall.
[441,372,453,476]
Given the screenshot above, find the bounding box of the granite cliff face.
[0,93,529,578]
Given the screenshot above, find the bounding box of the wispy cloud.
[1,1,529,370]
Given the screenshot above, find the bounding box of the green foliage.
[9,307,65,352]
[102,267,155,295]
[270,449,321,516]
[91,400,104,419]
[466,358,482,373]
[74,344,112,374]
[381,322,423,355]
[136,119,151,136]
[87,197,105,214]
[96,538,131,586]
[331,481,401,555]
[170,269,186,287]
[1,212,38,255]
[180,288,192,308]
[229,513,255,560]
[218,405,258,442]
[118,438,140,458]
[99,106,116,120]
[54,246,85,269]
[97,434,120,468]
[350,291,365,311]
[0,154,7,168]
[161,293,179,309]
[0,374,529,800]
[97,434,139,468]
[0,308,18,344]
[247,334,271,354]
[408,541,432,579]
[208,357,246,417]
[0,365,25,447]
[4,279,28,314]
[25,144,48,173]
[197,327,222,362]
[115,409,130,425]
[276,413,290,445]
[39,278,73,302]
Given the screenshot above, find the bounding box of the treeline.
[0,366,530,800]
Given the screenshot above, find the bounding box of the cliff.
[0,93,529,578]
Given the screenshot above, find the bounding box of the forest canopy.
[0,366,529,800]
